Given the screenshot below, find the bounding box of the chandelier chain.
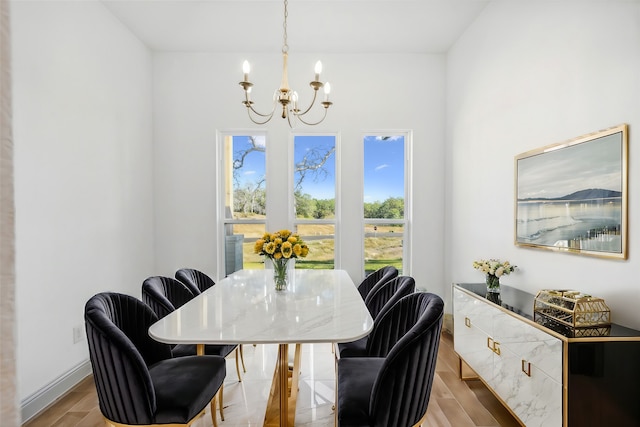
[282,0,289,53]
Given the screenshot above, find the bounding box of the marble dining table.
[148,268,374,427]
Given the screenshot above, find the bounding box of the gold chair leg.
[235,348,242,382]
[211,394,218,427]
[219,383,225,421]
[239,344,246,372]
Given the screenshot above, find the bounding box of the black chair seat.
[150,355,226,424]
[337,357,385,427]
[172,343,237,359]
[335,336,367,358]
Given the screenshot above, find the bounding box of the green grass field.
[234,222,403,273]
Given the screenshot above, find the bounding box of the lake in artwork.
[516,195,622,253]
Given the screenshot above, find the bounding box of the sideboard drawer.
[493,342,563,426]
[453,286,563,427]
[493,308,563,382]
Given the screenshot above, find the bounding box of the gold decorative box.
[533,289,611,337]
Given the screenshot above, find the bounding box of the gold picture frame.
[514,124,628,259]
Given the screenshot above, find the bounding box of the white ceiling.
[99,0,490,53]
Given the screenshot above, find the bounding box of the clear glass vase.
[273,258,289,291]
[486,274,500,293]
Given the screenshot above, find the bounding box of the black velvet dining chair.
[336,275,416,359]
[175,269,248,371]
[365,275,416,321]
[141,276,196,319]
[84,292,226,427]
[141,275,243,421]
[175,267,216,294]
[179,268,252,375]
[357,265,399,300]
[336,292,444,427]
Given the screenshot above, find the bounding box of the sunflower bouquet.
[254,230,309,290]
[254,229,309,260]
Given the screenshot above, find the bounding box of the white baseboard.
[443,313,453,334]
[21,360,92,424]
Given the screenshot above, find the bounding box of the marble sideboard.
[453,283,640,427]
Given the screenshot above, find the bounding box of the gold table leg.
[279,344,289,426]
[264,343,302,427]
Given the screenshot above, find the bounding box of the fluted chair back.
[337,292,444,427]
[85,292,226,426]
[142,276,196,319]
[336,276,415,359]
[364,275,415,321]
[367,291,442,358]
[357,265,399,300]
[175,268,216,294]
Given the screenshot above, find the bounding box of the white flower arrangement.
[473,259,517,278]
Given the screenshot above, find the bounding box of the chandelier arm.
[295,89,320,116]
[246,102,277,118]
[286,111,295,128]
[246,107,276,125]
[293,107,328,126]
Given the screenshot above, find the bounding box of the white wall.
[446,1,640,328]
[12,0,154,400]
[152,52,446,290]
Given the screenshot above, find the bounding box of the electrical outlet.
[73,325,84,344]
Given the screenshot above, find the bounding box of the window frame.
[216,130,269,276]
[361,130,413,276]
[289,131,341,269]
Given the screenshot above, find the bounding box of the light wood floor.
[23,332,521,427]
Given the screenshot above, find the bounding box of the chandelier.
[239,0,332,127]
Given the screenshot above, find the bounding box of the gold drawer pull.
[487,337,494,351]
[465,317,471,328]
[521,359,532,377]
[486,338,501,355]
[493,341,501,356]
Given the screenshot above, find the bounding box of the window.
[363,133,411,275]
[218,132,267,274]
[292,134,338,269]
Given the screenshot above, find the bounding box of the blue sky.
[363,135,405,203]
[294,135,336,200]
[233,135,266,189]
[233,134,405,202]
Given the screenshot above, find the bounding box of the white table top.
[148,269,374,345]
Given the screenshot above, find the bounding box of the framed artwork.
[514,124,628,259]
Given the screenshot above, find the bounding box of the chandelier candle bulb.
[314,61,322,81]
[242,60,250,82]
[324,82,331,101]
